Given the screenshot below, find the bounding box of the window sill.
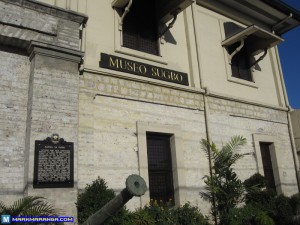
[115,47,168,65]
[227,76,258,88]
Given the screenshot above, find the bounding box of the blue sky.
[278,0,300,109]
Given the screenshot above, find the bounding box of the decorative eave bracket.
[118,0,133,31]
[160,9,180,37]
[222,25,284,67]
[228,39,245,65]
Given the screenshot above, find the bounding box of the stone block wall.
[25,46,82,217]
[78,71,298,211]
[79,72,209,211]
[291,110,300,162]
[0,0,85,49]
[208,96,297,195]
[0,0,299,221]
[0,0,87,220]
[0,46,30,202]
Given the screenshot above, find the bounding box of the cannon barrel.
[82,174,147,225]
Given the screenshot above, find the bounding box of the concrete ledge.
[0,0,88,24]
[28,41,84,63]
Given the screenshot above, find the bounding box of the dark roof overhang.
[222,25,284,56]
[112,0,194,24]
[196,0,300,35]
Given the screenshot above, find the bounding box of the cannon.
[82,174,147,225]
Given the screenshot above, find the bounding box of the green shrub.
[172,202,211,225]
[76,178,209,225]
[122,208,155,225]
[124,201,210,225]
[244,173,276,210]
[243,174,298,225]
[228,204,274,225]
[76,177,128,225]
[244,173,267,190]
[274,194,293,225]
[290,193,300,215]
[142,200,176,225]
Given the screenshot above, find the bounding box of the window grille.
[227,42,252,81]
[259,142,276,190]
[122,0,159,55]
[146,133,174,204]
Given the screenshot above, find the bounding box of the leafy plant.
[76,176,128,225]
[290,193,300,215]
[173,202,211,225]
[274,194,293,225]
[143,200,176,225]
[244,173,276,212]
[122,208,155,225]
[0,196,59,216]
[0,196,61,225]
[200,135,247,224]
[133,201,210,225]
[244,173,300,225]
[228,203,274,225]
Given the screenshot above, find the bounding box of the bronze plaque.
[33,135,74,188]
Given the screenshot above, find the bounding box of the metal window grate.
[227,42,252,81]
[122,0,159,55]
[224,22,252,81]
[146,133,174,204]
[260,142,276,190]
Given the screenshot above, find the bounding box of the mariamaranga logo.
[1,215,73,224]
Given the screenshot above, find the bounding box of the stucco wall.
[194,6,286,107]
[34,0,287,109]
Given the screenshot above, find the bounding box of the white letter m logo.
[1,215,11,224]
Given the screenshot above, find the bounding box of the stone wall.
[0,0,298,222]
[291,110,300,162]
[0,46,30,202]
[0,0,87,220]
[25,44,83,217]
[208,96,297,195]
[78,71,298,212]
[0,0,85,49]
[79,72,209,211]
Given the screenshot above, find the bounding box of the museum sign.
[100,53,189,86]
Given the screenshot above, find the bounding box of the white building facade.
[1,0,300,221]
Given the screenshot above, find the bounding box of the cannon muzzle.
[82,174,147,225]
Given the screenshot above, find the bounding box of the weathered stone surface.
[0,46,30,202]
[0,0,86,220]
[0,0,86,49]
[80,73,205,110]
[208,96,288,124]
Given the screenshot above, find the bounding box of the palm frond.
[228,153,245,166]
[6,196,60,216]
[26,203,58,216]
[10,196,42,215]
[223,136,246,153]
[200,139,212,161]
[200,139,221,163]
[200,136,248,222]
[0,201,8,214]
